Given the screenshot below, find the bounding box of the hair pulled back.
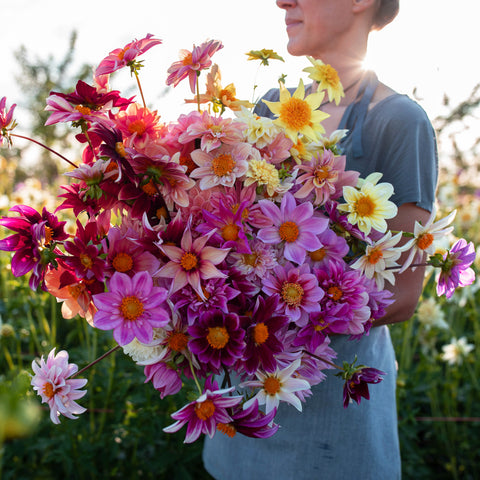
[372,0,399,30]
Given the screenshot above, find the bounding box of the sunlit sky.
[2,0,479,126]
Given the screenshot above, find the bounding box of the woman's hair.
[371,0,399,31]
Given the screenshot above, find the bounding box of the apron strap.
[338,71,379,159]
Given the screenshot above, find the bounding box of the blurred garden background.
[1,1,480,479]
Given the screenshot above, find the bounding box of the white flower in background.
[440,337,474,366]
[416,297,448,330]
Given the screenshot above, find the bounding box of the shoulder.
[253,88,280,117]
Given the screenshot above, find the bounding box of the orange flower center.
[263,376,281,396]
[315,166,333,183]
[354,196,375,217]
[217,422,237,437]
[120,295,144,321]
[67,284,84,300]
[142,179,157,196]
[75,105,92,116]
[43,226,54,246]
[195,399,216,420]
[281,282,304,307]
[206,326,230,349]
[179,154,196,175]
[182,52,193,66]
[112,252,134,273]
[80,253,93,269]
[280,97,311,131]
[327,286,343,301]
[367,247,383,265]
[221,224,240,242]
[319,64,340,87]
[128,119,147,136]
[279,221,299,243]
[156,207,168,220]
[212,153,236,177]
[309,248,326,262]
[417,232,434,251]
[220,89,236,102]
[167,331,189,352]
[42,382,58,399]
[253,322,269,345]
[180,252,198,271]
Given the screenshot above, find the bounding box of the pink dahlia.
[166,39,223,93]
[144,362,183,399]
[163,378,242,443]
[436,238,476,299]
[93,271,170,346]
[294,150,359,205]
[257,192,328,265]
[31,348,88,424]
[95,34,162,76]
[0,96,17,145]
[157,226,230,301]
[262,262,324,326]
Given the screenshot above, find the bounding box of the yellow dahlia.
[244,157,281,196]
[337,173,398,235]
[303,57,344,106]
[262,79,329,143]
[246,49,284,66]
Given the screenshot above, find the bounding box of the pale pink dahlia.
[31,348,88,424]
[93,271,170,346]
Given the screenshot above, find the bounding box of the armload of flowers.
[0,35,476,442]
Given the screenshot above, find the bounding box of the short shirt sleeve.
[341,94,438,212]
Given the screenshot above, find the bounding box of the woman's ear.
[351,0,377,15]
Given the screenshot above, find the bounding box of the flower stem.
[188,358,203,395]
[302,350,343,371]
[196,73,201,113]
[11,133,77,169]
[135,72,147,109]
[72,344,121,378]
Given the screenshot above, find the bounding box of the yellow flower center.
[156,207,168,220]
[279,97,311,131]
[318,64,340,87]
[354,196,376,217]
[217,422,237,437]
[309,248,327,262]
[315,166,333,183]
[367,247,384,265]
[195,399,216,421]
[222,224,240,242]
[120,296,145,321]
[243,253,259,267]
[42,382,58,399]
[279,221,299,243]
[182,52,193,66]
[75,105,92,116]
[263,376,281,396]
[253,322,269,345]
[80,253,93,269]
[212,153,236,177]
[180,252,198,271]
[112,252,134,273]
[128,120,147,136]
[220,89,236,102]
[167,332,189,352]
[327,286,343,302]
[206,326,230,349]
[417,232,434,251]
[115,141,127,158]
[281,282,304,307]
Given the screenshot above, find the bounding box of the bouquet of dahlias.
[0,35,475,442]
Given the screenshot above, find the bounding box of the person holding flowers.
[202,0,437,478]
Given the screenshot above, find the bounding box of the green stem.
[72,344,121,379]
[188,358,203,395]
[196,73,201,113]
[10,133,77,168]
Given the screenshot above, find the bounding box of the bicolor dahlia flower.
[163,378,242,443]
[31,348,88,424]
